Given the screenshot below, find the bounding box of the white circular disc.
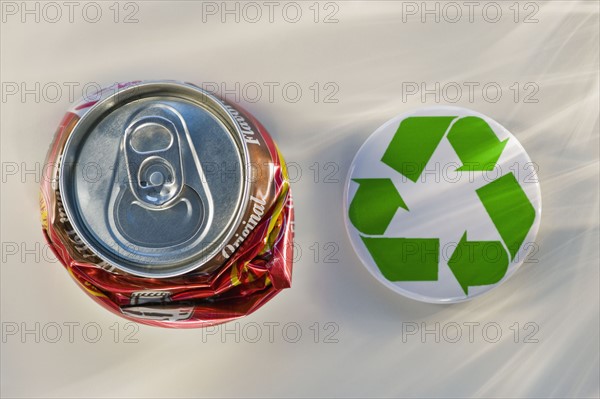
[344,106,542,303]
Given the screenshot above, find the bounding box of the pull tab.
[106,102,216,264]
[124,115,184,207]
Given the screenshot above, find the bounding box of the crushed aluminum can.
[40,80,294,328]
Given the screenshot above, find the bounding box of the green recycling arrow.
[381,116,456,182]
[349,114,537,297]
[348,178,407,235]
[447,116,508,171]
[476,173,536,260]
[361,237,439,281]
[448,231,509,295]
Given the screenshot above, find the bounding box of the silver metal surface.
[59,82,250,277]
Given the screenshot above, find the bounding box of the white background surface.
[1,1,599,398]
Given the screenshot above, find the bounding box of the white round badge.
[344,106,542,303]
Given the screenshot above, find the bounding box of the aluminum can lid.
[60,81,250,277]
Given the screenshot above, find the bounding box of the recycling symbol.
[345,107,541,302]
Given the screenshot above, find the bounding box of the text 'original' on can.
[40,81,294,328]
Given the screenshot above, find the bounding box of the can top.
[60,82,250,278]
